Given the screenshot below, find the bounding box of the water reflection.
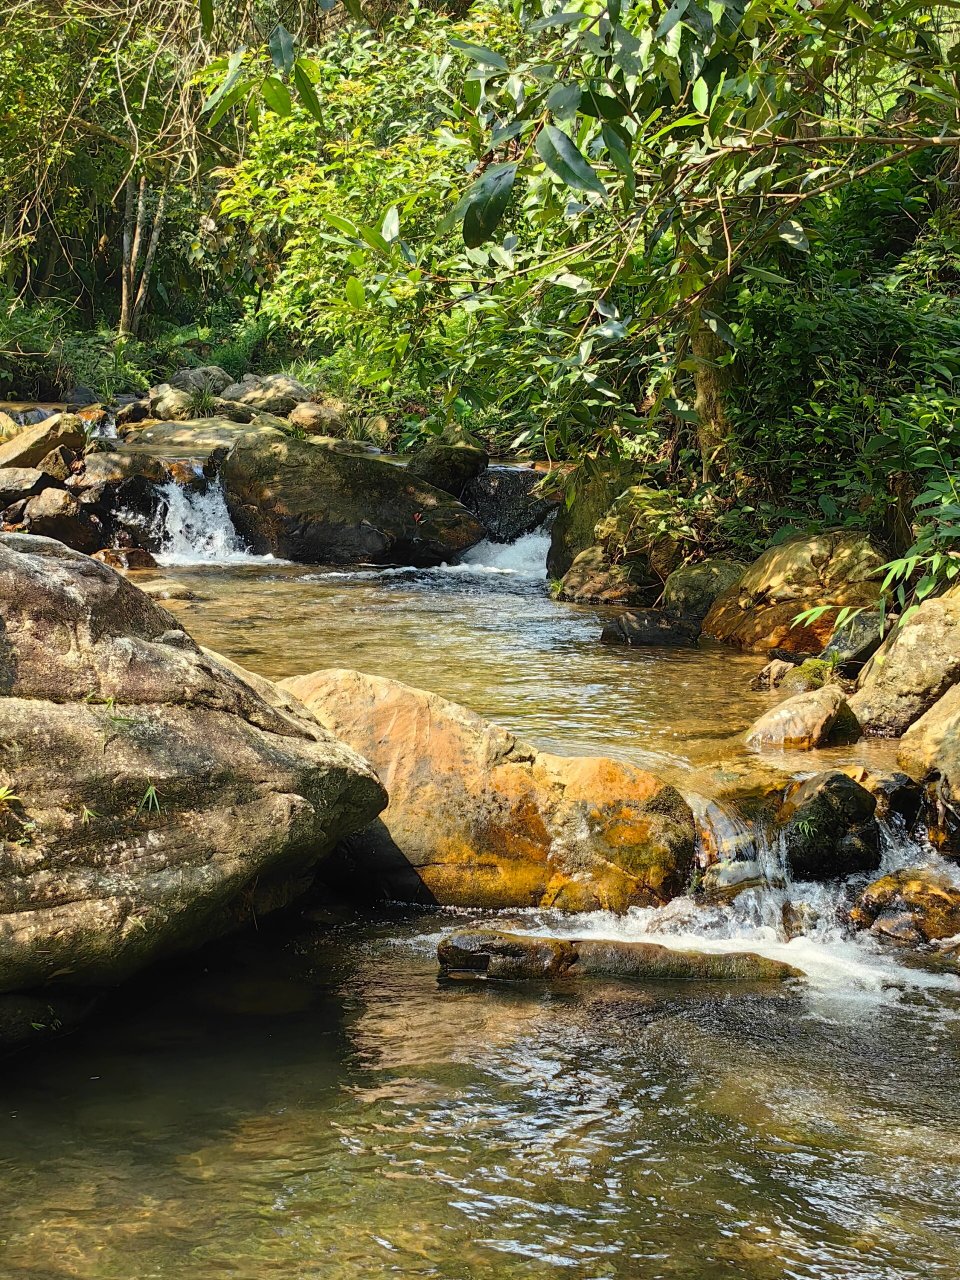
[0,913,956,1279]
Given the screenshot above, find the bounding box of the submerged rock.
[462,466,559,543]
[849,868,960,946]
[0,535,386,1016]
[601,609,700,648]
[745,686,859,751]
[437,930,802,982]
[702,530,884,653]
[850,589,960,736]
[279,668,696,911]
[222,432,485,565]
[662,558,746,625]
[779,771,880,881]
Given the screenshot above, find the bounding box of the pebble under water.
[2,529,958,1278]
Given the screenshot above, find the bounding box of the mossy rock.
[594,485,684,582]
[779,657,836,694]
[663,558,746,624]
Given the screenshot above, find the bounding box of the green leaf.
[741,265,794,286]
[382,206,400,242]
[268,23,296,75]
[449,38,508,71]
[199,0,214,38]
[321,211,359,237]
[345,276,366,309]
[261,75,292,116]
[293,61,323,123]
[656,0,689,40]
[462,163,517,248]
[528,10,587,30]
[778,219,810,252]
[692,77,708,113]
[535,125,607,198]
[359,224,392,256]
[202,49,245,115]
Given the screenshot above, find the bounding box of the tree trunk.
[119,172,169,338]
[690,298,734,484]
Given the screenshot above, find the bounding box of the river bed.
[1,526,958,1278]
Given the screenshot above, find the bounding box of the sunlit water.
[3,502,958,1277]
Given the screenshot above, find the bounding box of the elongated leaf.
[656,0,689,39]
[261,75,292,116]
[321,211,359,237]
[199,0,214,37]
[359,223,392,256]
[535,125,606,198]
[293,61,323,123]
[449,38,508,71]
[741,265,793,286]
[345,276,366,309]
[462,163,517,248]
[202,49,245,114]
[528,9,587,30]
[269,23,296,74]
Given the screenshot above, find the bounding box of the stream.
[1,490,959,1278]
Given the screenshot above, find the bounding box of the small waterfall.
[458,528,550,579]
[150,480,264,566]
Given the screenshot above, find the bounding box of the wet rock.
[220,372,312,416]
[601,609,700,648]
[699,859,766,902]
[0,413,88,470]
[841,767,923,828]
[437,930,802,982]
[778,657,836,694]
[547,461,637,578]
[279,668,696,912]
[819,609,887,673]
[222,432,485,566]
[750,658,794,691]
[0,467,57,506]
[15,486,105,552]
[745,686,860,751]
[0,534,386,999]
[702,530,885,653]
[92,547,158,571]
[166,366,233,395]
[849,868,960,946]
[406,440,489,498]
[462,466,559,543]
[120,417,272,468]
[850,589,960,736]
[663,558,746,625]
[779,771,880,881]
[288,399,349,435]
[136,578,202,602]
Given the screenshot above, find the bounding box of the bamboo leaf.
[535,125,607,198]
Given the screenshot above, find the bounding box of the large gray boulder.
[849,589,960,735]
[220,372,312,416]
[0,535,385,1042]
[662,558,745,625]
[222,432,485,565]
[166,365,233,395]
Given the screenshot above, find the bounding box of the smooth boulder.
[601,609,700,648]
[702,531,884,653]
[745,686,859,751]
[0,535,386,1011]
[437,930,802,982]
[220,372,312,416]
[463,466,559,543]
[222,432,485,565]
[406,440,489,498]
[279,669,696,911]
[662,558,745,625]
[850,589,960,736]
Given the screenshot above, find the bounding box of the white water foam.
[312,527,551,583]
[151,480,271,566]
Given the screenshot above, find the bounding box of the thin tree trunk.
[119,175,137,335]
[119,172,168,338]
[690,293,735,484]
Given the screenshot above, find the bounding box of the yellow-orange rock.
[702,530,883,654]
[279,669,696,911]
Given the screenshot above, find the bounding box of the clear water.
[4,517,956,1278]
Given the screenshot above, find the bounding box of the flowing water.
[2,492,959,1278]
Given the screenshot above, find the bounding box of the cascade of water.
[458,528,551,578]
[149,479,266,566]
